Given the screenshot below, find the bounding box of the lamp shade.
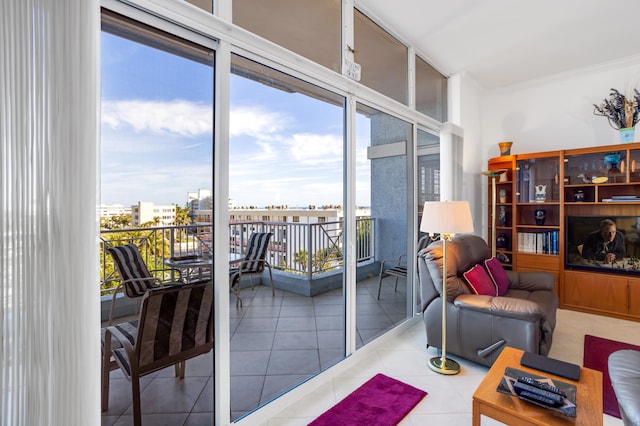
[420,201,474,235]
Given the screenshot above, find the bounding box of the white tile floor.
[265,308,640,426]
[102,302,640,426]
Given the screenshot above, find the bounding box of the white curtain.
[1,1,100,425]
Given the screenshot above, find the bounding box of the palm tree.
[174,205,192,242]
[175,205,191,226]
[294,249,309,272]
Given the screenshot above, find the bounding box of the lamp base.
[428,356,460,375]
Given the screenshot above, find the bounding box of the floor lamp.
[481,169,506,258]
[420,201,474,375]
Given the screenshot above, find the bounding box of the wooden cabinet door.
[628,277,640,317]
[563,271,628,315]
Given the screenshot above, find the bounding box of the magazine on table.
[496,367,577,418]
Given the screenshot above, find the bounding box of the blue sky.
[101,31,371,208]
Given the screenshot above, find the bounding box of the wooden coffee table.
[472,346,603,426]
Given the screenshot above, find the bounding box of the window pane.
[417,129,440,237]
[233,0,341,72]
[101,14,214,218]
[100,9,215,418]
[416,56,447,121]
[355,103,410,348]
[185,0,212,13]
[354,9,408,105]
[418,128,439,147]
[230,54,345,420]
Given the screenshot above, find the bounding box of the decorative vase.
[620,127,635,143]
[534,185,547,202]
[496,233,508,249]
[498,141,513,156]
[534,209,546,226]
[499,189,507,203]
[498,206,507,226]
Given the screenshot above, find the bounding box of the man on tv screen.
[582,219,626,262]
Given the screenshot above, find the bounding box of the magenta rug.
[308,373,427,426]
[583,334,640,418]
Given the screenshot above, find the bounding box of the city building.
[97,204,131,220]
[130,201,176,226]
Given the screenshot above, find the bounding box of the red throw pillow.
[463,264,497,296]
[485,257,509,296]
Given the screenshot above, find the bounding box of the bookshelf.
[487,142,640,321]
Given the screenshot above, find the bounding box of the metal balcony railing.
[100,218,374,294]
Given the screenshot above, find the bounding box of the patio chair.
[101,282,213,426]
[106,243,183,325]
[377,236,430,299]
[230,232,274,307]
[377,254,407,300]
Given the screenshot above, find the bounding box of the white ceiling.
[359,0,640,90]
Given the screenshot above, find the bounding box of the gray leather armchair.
[417,234,558,366]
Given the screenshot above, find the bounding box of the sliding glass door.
[100,10,216,422]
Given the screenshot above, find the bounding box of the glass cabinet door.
[628,148,640,183]
[516,157,560,203]
[564,150,627,186]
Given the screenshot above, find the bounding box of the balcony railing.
[100,218,374,294]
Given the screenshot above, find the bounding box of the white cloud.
[229,106,289,138]
[287,133,343,165]
[102,99,212,137]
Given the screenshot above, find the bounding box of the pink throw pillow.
[463,264,497,296]
[485,257,509,296]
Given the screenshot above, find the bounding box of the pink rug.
[308,374,427,426]
[583,334,640,419]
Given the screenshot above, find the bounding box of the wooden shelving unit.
[487,142,640,321]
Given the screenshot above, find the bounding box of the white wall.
[449,72,487,237]
[482,55,640,155]
[458,55,640,241]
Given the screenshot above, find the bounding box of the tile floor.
[102,280,640,426]
[227,274,410,420]
[102,274,410,425]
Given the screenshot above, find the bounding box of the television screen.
[565,215,640,275]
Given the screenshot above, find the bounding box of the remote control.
[518,390,558,408]
[513,381,564,406]
[517,376,567,398]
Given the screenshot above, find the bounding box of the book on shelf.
[517,231,559,254]
[602,197,640,202]
[611,195,638,200]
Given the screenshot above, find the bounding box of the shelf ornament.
[593,88,639,142]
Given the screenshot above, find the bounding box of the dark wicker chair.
[101,282,213,426]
